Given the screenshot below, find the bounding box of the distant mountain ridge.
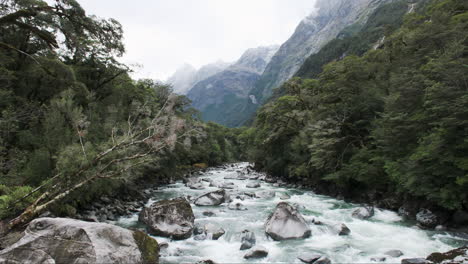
[167,61,231,95]
[186,45,279,127]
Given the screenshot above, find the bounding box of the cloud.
[77,0,317,80]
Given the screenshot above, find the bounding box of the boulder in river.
[189,183,205,190]
[244,246,269,259]
[401,258,430,264]
[385,249,404,258]
[240,230,256,250]
[246,182,261,188]
[0,217,158,264]
[352,206,375,220]
[228,202,248,211]
[297,253,322,263]
[426,246,468,264]
[204,223,226,240]
[139,197,195,240]
[279,193,291,200]
[194,189,227,206]
[265,202,311,241]
[255,190,276,199]
[203,211,216,217]
[416,209,438,228]
[371,257,386,262]
[314,256,332,264]
[334,223,351,236]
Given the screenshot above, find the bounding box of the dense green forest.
[245,0,468,210]
[0,0,467,226]
[0,0,244,222]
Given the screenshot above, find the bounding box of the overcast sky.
[77,0,318,81]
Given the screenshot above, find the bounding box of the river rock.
[139,197,194,240]
[334,223,351,236]
[196,260,217,264]
[264,177,277,183]
[279,193,291,200]
[416,209,438,228]
[297,253,322,263]
[204,223,225,240]
[426,246,468,264]
[352,206,375,220]
[244,246,269,259]
[203,211,216,217]
[194,189,227,206]
[246,182,261,188]
[194,224,204,235]
[401,258,430,264]
[194,234,207,241]
[265,202,311,240]
[189,183,205,190]
[385,250,404,258]
[371,257,386,262]
[0,218,159,264]
[255,190,276,199]
[315,256,332,264]
[240,230,256,250]
[228,202,248,211]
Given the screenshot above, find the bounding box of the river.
[115,162,467,263]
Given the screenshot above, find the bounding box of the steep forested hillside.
[0,0,244,223]
[245,0,468,210]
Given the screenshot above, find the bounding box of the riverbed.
[115,163,467,263]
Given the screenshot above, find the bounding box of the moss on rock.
[133,230,159,264]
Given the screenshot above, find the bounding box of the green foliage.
[249,0,468,209]
[0,185,38,219]
[0,0,244,220]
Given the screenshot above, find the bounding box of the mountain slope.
[187,45,279,127]
[167,61,230,95]
[252,0,394,102]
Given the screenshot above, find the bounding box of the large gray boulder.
[265,202,311,241]
[416,209,438,228]
[255,190,276,199]
[194,189,227,206]
[139,197,195,240]
[297,253,322,263]
[352,206,375,220]
[0,218,158,264]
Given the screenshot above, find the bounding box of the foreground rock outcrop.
[139,198,195,240]
[265,202,311,240]
[0,218,158,264]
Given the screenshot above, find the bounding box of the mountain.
[251,0,394,102]
[187,45,279,127]
[167,61,230,95]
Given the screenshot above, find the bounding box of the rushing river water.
[116,163,467,263]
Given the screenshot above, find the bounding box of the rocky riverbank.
[1,162,466,264]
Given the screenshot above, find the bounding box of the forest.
[0,0,467,229]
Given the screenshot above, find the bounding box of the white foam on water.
[114,162,466,264]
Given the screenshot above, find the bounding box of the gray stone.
[139,197,194,240]
[265,202,311,241]
[297,253,322,263]
[244,246,269,259]
[352,206,375,220]
[416,209,438,228]
[204,223,225,240]
[0,218,158,264]
[255,190,276,199]
[335,223,351,236]
[401,258,430,264]
[315,256,332,264]
[279,193,291,200]
[371,257,386,262]
[240,230,256,250]
[189,183,205,190]
[194,234,207,241]
[385,250,404,258]
[194,189,227,206]
[202,211,216,217]
[246,182,261,188]
[228,202,248,211]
